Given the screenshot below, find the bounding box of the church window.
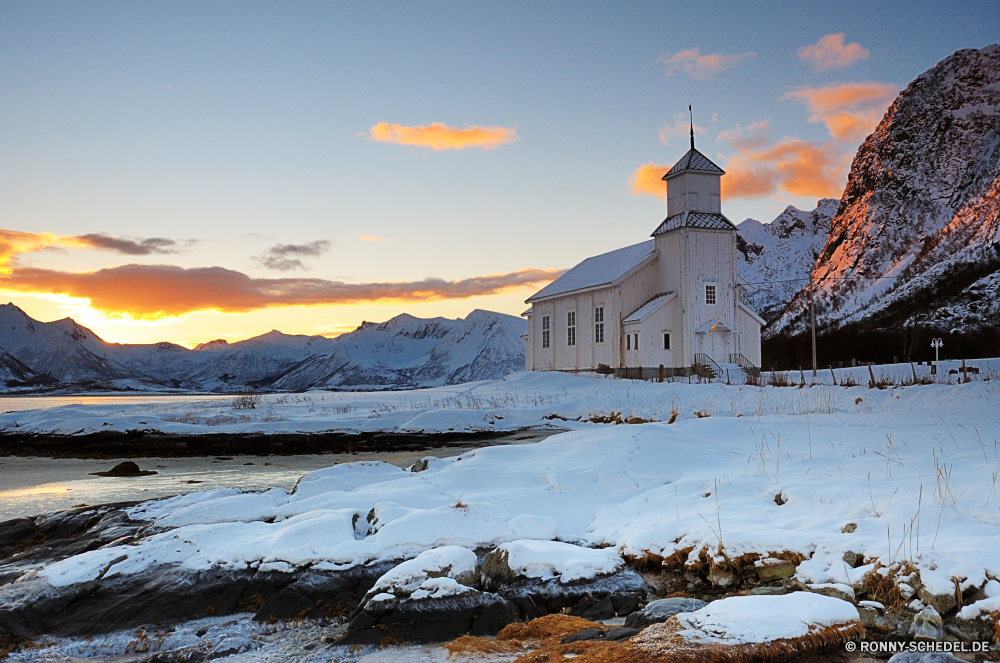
[626,333,630,350]
[594,307,604,343]
[663,332,671,350]
[541,316,550,348]
[634,333,639,350]
[567,311,576,346]
[705,284,717,305]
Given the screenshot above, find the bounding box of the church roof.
[527,240,656,302]
[651,211,736,236]
[663,148,725,179]
[623,292,676,323]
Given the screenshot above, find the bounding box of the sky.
[1,1,997,347]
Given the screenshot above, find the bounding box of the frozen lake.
[0,393,235,413]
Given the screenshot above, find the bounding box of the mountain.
[0,304,527,393]
[266,310,527,391]
[775,44,1000,336]
[736,199,839,322]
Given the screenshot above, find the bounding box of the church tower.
[651,109,745,368]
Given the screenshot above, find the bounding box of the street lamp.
[931,338,943,363]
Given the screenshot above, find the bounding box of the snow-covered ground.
[24,363,1000,618]
[3,361,997,436]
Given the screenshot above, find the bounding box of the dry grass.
[632,617,863,663]
[443,635,524,657]
[861,561,906,611]
[498,614,602,642]
[513,640,659,663]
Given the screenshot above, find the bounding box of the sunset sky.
[2,1,996,347]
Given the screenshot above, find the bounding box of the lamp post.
[931,338,943,363]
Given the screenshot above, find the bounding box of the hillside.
[776,44,1000,338]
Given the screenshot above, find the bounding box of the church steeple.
[689,104,695,151]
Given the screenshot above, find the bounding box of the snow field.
[4,364,999,436]
[33,374,1000,621]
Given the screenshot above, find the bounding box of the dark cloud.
[255,241,332,271]
[74,234,182,255]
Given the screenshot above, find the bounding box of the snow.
[409,577,476,600]
[623,293,675,323]
[957,579,1000,620]
[368,546,477,597]
[527,240,655,302]
[672,592,859,644]
[496,539,623,582]
[18,367,1000,616]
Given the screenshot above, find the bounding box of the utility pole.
[809,279,817,378]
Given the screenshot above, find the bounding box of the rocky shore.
[1,501,997,661]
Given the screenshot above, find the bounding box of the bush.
[232,389,262,410]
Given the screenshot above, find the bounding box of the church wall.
[684,228,738,365]
[523,313,534,370]
[734,305,763,366]
[611,261,659,369]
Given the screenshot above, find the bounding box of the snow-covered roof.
[652,211,736,236]
[623,293,675,323]
[527,240,656,302]
[664,148,725,178]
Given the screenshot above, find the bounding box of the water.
[0,393,234,413]
[0,431,555,521]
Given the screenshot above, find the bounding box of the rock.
[707,566,736,587]
[806,582,856,603]
[561,628,605,644]
[910,606,943,641]
[857,601,886,631]
[917,587,957,615]
[624,597,707,629]
[898,582,916,600]
[252,565,391,622]
[842,551,864,568]
[944,616,994,642]
[479,540,649,621]
[843,523,857,533]
[339,586,518,644]
[749,586,788,595]
[89,461,157,477]
[606,626,640,641]
[888,653,965,663]
[754,558,796,581]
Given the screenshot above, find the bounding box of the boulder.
[916,587,957,615]
[888,653,965,663]
[910,605,943,641]
[339,581,518,644]
[707,566,736,587]
[754,558,796,581]
[478,540,650,621]
[559,626,640,644]
[805,582,856,603]
[857,600,886,630]
[624,597,707,629]
[89,461,157,477]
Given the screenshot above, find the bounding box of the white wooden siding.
[667,172,722,215]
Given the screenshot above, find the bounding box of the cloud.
[0,264,565,319]
[782,82,897,141]
[798,33,870,71]
[658,113,707,146]
[0,229,185,273]
[359,235,389,242]
[630,163,670,199]
[368,122,517,151]
[717,122,847,199]
[656,48,755,79]
[254,240,331,272]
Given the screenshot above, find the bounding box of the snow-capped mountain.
[0,304,527,393]
[736,199,839,322]
[776,44,1000,334]
[266,310,527,391]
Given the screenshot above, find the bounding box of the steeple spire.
[689,105,695,150]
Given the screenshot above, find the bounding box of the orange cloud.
[630,163,670,198]
[656,48,755,79]
[368,122,517,151]
[782,83,897,141]
[0,264,565,319]
[797,33,870,71]
[722,140,846,199]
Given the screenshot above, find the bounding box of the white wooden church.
[523,132,763,377]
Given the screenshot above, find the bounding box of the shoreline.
[0,428,559,459]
